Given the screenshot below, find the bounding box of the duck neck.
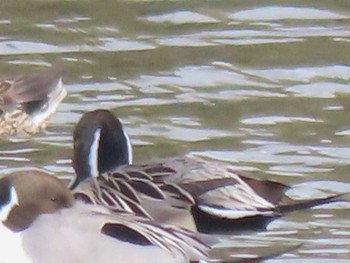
[98,124,132,173]
[71,124,132,190]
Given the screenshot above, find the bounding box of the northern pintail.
[0,170,296,263]
[71,110,349,233]
[0,66,66,136]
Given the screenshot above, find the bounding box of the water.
[1,0,350,261]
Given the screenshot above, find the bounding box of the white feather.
[198,204,274,219]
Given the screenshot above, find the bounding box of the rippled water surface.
[1,0,350,261]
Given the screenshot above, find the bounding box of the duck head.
[71,109,132,189]
[0,171,74,232]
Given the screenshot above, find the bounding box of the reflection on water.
[229,6,349,21]
[1,0,350,261]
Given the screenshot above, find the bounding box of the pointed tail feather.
[277,191,350,214]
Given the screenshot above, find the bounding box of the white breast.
[19,203,187,263]
[0,223,32,263]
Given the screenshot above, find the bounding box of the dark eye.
[51,196,57,202]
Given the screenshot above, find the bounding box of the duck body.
[74,156,287,232]
[20,203,194,263]
[72,110,348,234]
[0,171,217,263]
[0,66,66,136]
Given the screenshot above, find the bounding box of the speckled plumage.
[0,66,66,136]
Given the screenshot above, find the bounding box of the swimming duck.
[71,109,348,233]
[0,170,297,263]
[0,66,66,136]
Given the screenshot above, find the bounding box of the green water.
[0,1,350,261]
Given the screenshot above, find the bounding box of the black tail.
[277,191,350,214]
[192,192,350,234]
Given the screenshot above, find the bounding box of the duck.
[71,109,349,233]
[0,66,66,136]
[0,170,297,263]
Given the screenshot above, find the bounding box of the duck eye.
[51,196,56,202]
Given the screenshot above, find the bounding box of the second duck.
[71,109,349,233]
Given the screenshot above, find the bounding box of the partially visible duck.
[0,170,298,263]
[71,109,349,233]
[0,66,66,136]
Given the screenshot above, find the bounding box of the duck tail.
[278,191,350,214]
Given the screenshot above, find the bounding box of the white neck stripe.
[0,186,19,222]
[89,128,101,178]
[123,129,133,165]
